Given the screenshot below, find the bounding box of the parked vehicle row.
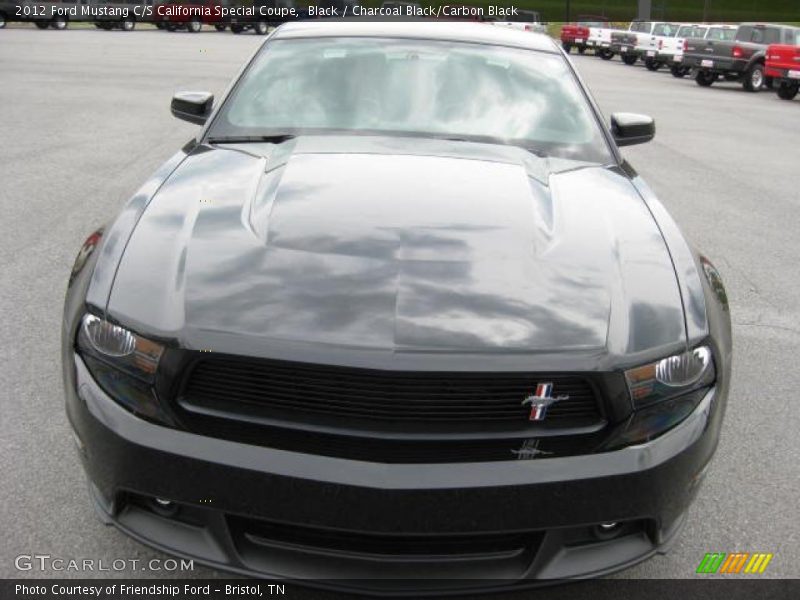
[684,23,800,92]
[562,19,800,101]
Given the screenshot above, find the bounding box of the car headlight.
[77,314,171,423]
[625,346,715,409]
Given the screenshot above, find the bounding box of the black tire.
[599,50,614,60]
[695,70,716,87]
[0,12,6,29]
[214,24,226,31]
[35,20,49,29]
[621,54,637,66]
[743,63,764,92]
[578,46,586,55]
[777,81,799,100]
[187,17,201,33]
[230,24,243,34]
[765,76,774,90]
[562,42,572,53]
[670,64,687,78]
[121,18,135,31]
[644,58,661,71]
[254,20,268,35]
[51,16,67,29]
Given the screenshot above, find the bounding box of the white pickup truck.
[655,24,707,73]
[493,10,546,34]
[585,21,620,60]
[639,22,681,70]
[610,21,677,66]
[669,24,737,77]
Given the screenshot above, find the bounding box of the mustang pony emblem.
[522,383,569,421]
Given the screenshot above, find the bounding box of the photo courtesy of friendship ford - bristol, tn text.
[1,0,798,597]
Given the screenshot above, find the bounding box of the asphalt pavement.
[0,28,798,586]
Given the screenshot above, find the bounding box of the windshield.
[209,38,613,163]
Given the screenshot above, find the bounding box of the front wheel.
[621,54,637,66]
[51,16,68,29]
[35,20,49,29]
[599,49,614,60]
[254,20,268,35]
[695,70,716,87]
[187,18,201,33]
[230,24,243,34]
[214,24,226,31]
[777,81,799,100]
[121,18,135,31]
[743,63,764,92]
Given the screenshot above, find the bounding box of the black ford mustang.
[63,21,732,591]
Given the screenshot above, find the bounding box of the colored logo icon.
[696,552,774,574]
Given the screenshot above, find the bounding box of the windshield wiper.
[207,134,296,144]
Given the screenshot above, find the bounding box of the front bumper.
[67,355,723,592]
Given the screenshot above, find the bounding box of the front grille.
[180,356,602,427]
[173,354,607,463]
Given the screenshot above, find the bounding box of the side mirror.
[610,113,655,147]
[171,91,214,125]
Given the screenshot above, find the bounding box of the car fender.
[745,50,767,71]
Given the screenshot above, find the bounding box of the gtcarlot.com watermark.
[15,554,194,573]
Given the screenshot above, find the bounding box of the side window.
[764,28,781,44]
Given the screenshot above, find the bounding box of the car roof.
[271,20,559,53]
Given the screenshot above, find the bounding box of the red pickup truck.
[560,15,609,54]
[766,42,800,100]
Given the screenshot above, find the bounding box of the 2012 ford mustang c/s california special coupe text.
[62,21,732,591]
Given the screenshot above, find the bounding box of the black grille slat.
[180,356,602,427]
[186,381,596,412]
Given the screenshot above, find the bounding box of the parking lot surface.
[1,28,798,582]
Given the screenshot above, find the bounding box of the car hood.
[106,136,686,370]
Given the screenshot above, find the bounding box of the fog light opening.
[150,497,179,517]
[593,522,623,540]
